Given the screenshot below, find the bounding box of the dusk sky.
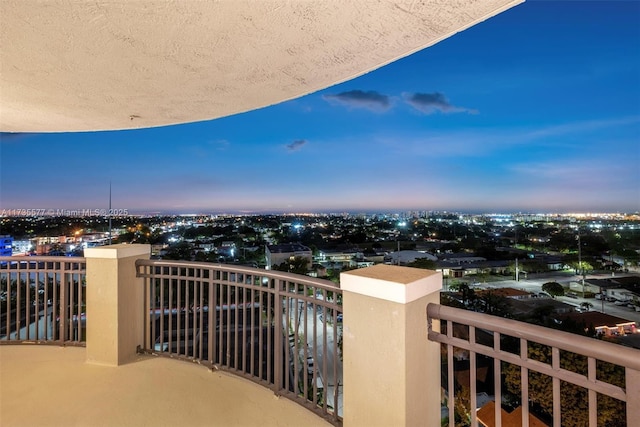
[1,1,639,215]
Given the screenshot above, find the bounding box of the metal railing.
[0,256,86,345]
[136,259,343,425]
[427,303,640,427]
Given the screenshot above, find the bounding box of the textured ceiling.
[0,0,523,132]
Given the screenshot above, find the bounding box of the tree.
[272,256,309,275]
[458,284,477,309]
[568,260,593,275]
[542,282,564,297]
[406,258,437,270]
[478,291,512,318]
[163,242,193,260]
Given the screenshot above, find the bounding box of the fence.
[0,256,86,345]
[427,303,640,427]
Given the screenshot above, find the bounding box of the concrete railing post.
[84,244,150,366]
[341,264,442,427]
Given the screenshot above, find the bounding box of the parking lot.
[467,272,640,323]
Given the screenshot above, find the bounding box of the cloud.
[322,90,391,112]
[521,115,640,140]
[209,139,230,150]
[286,139,308,152]
[404,92,477,114]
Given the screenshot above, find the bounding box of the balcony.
[0,345,329,427]
[2,246,639,427]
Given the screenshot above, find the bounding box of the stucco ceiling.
[0,0,523,133]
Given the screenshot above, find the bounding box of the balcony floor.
[0,345,331,427]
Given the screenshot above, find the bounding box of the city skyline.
[1,1,639,214]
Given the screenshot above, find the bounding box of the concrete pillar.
[84,244,150,366]
[341,264,442,427]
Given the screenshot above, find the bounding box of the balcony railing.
[0,256,86,345]
[2,253,638,427]
[427,303,640,427]
[135,259,343,425]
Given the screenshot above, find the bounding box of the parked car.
[614,300,629,306]
[605,296,617,302]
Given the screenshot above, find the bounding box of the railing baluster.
[53,270,58,342]
[520,338,529,427]
[208,269,215,366]
[168,277,174,355]
[16,271,21,340]
[552,347,561,427]
[153,278,162,351]
[176,276,181,356]
[58,271,66,343]
[77,269,82,342]
[233,283,239,370]
[198,277,204,361]
[68,268,74,341]
[447,319,454,427]
[588,357,597,427]
[25,271,31,340]
[274,278,283,394]
[258,284,264,381]
[3,270,9,339]
[266,284,272,385]
[144,270,150,351]
[217,280,224,369]
[470,326,478,427]
[494,331,502,427]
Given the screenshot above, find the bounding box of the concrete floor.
[0,345,331,427]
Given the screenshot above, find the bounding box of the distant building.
[383,250,436,266]
[583,277,640,302]
[12,239,34,255]
[0,235,13,256]
[317,248,364,269]
[436,256,510,278]
[265,243,312,270]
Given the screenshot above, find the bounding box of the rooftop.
[266,243,312,253]
[563,311,637,328]
[476,401,546,427]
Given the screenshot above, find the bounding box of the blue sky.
[1,1,639,214]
